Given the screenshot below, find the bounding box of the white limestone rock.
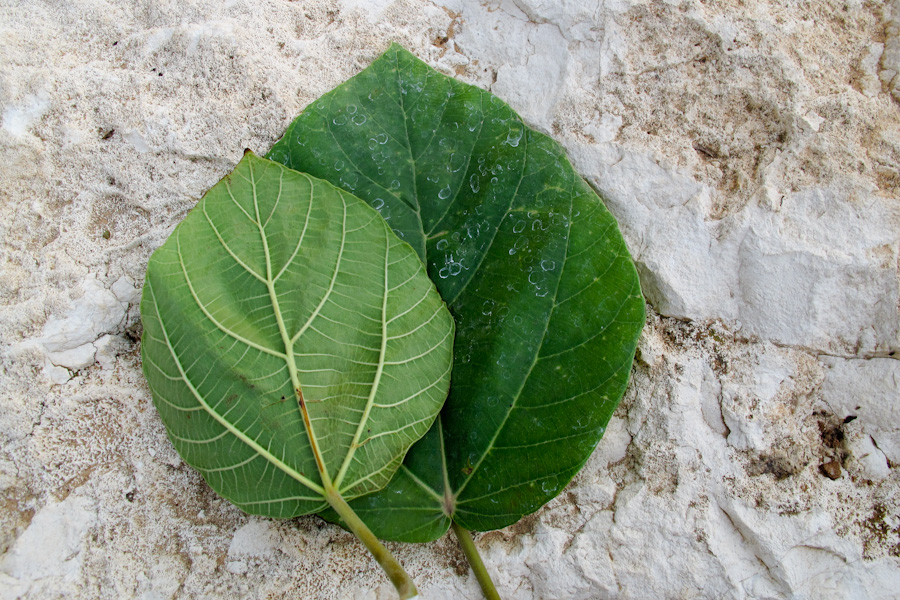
[820,357,900,465]
[225,519,285,576]
[37,278,127,371]
[480,344,898,600]
[858,43,884,98]
[845,431,892,482]
[227,520,282,560]
[712,496,900,599]
[569,141,900,356]
[568,142,740,320]
[439,0,570,130]
[0,496,97,600]
[42,359,71,385]
[94,334,127,369]
[109,275,141,304]
[720,351,796,451]
[736,189,900,355]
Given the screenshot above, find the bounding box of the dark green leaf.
[267,45,644,540]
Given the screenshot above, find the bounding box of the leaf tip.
[384,41,413,61]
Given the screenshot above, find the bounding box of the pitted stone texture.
[882,1,900,102]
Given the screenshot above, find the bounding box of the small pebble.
[821,460,842,480]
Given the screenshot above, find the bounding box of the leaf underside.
[141,152,454,518]
[267,44,645,541]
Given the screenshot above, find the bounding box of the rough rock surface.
[1,1,898,599]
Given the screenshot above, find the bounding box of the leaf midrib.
[395,48,426,261]
[374,55,567,511]
[146,276,325,496]
[450,170,575,502]
[247,161,333,487]
[163,156,405,503]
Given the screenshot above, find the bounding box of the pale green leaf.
[140,152,454,518]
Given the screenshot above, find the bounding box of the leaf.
[140,151,454,520]
[267,45,645,541]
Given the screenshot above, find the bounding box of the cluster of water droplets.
[370,197,395,229]
[367,131,392,176]
[398,74,425,96]
[338,170,358,192]
[309,145,327,167]
[367,132,389,150]
[504,121,524,148]
[478,298,511,330]
[330,103,368,128]
[434,237,466,280]
[507,208,568,300]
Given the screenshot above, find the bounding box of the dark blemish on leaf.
[843,415,858,424]
[226,394,238,405]
[125,490,135,502]
[101,128,115,140]
[264,396,287,409]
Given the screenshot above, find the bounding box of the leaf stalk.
[325,485,419,599]
[451,521,502,600]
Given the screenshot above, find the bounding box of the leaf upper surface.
[141,152,454,518]
[267,45,645,539]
